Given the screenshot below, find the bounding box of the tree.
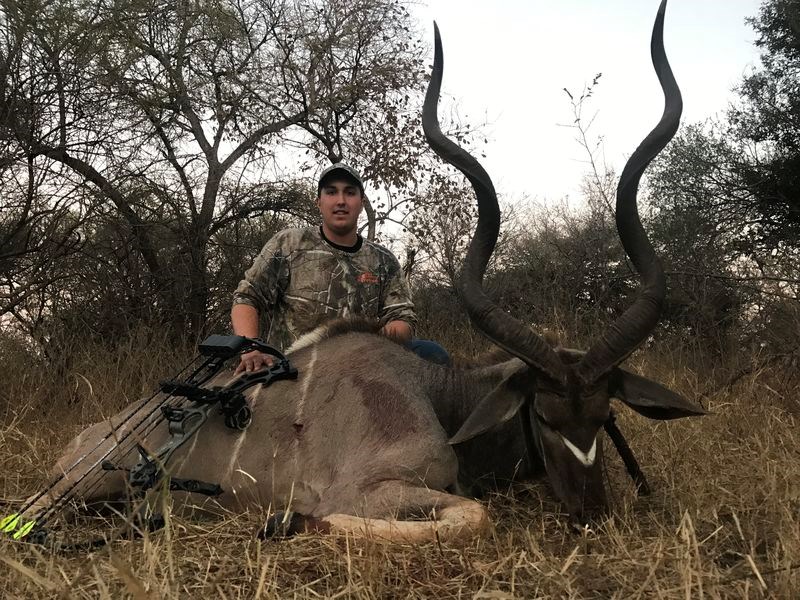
[729,0,800,250]
[643,0,800,353]
[649,0,800,262]
[0,136,93,336]
[0,0,433,342]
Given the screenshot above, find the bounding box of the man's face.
[317,179,363,236]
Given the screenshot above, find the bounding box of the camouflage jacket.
[232,227,416,350]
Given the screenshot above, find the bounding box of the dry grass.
[1,335,798,599]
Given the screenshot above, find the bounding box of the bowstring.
[17,354,204,527]
[49,388,201,522]
[17,389,168,521]
[18,306,235,537]
[35,346,232,530]
[32,392,185,528]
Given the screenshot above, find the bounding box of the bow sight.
[1,334,298,550]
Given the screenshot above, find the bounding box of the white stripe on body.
[292,345,318,474]
[225,430,248,484]
[182,431,201,465]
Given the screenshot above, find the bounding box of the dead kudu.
[7,0,703,547]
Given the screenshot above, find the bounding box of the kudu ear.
[608,367,706,420]
[449,364,534,445]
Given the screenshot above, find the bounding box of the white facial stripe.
[560,434,597,467]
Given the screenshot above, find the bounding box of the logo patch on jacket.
[357,272,379,285]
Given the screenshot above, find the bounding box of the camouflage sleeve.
[232,233,289,314]
[380,254,417,334]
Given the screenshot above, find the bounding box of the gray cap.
[317,162,364,194]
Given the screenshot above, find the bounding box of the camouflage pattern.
[233,227,416,350]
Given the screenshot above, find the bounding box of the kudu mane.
[292,317,517,371]
[287,317,387,354]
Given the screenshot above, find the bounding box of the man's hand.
[235,350,275,375]
[231,303,274,374]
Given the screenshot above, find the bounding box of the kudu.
[10,0,703,546]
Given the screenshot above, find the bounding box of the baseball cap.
[317,162,364,195]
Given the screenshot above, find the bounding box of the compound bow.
[1,335,297,550]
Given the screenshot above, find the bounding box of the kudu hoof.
[258,511,302,540]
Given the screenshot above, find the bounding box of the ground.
[0,342,797,599]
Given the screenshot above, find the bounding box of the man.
[232,162,446,374]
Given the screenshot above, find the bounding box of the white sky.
[411,0,762,205]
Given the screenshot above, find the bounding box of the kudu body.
[18,329,531,543]
[17,0,704,544]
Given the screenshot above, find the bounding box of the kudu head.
[423,0,705,525]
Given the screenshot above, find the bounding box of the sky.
[411,0,763,205]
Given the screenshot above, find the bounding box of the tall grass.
[1,329,798,598]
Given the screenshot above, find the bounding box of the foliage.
[0,0,436,343]
[405,177,519,291]
[0,158,86,324]
[730,0,800,249]
[485,201,624,339]
[641,0,800,355]
[646,124,749,346]
[653,0,800,255]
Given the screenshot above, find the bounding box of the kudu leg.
[263,482,490,545]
